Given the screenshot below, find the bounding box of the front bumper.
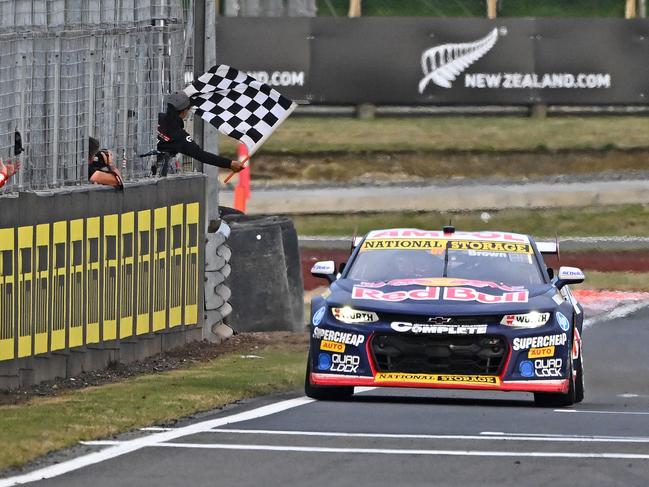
[310,322,572,394]
[310,371,570,393]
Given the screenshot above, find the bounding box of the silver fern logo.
[419,28,500,93]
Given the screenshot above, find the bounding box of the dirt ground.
[242,149,649,185]
[0,332,309,407]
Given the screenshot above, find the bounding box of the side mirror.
[546,267,554,280]
[338,262,346,274]
[556,266,584,289]
[311,260,336,284]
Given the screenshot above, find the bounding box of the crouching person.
[88,137,124,190]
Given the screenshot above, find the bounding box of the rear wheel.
[304,361,353,401]
[534,359,576,407]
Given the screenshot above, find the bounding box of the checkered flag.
[184,65,297,156]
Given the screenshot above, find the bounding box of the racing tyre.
[574,345,585,404]
[534,360,576,408]
[304,362,353,401]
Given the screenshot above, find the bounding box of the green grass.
[292,204,649,237]
[0,347,306,471]
[218,117,649,156]
[575,271,649,291]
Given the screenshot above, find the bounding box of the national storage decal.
[375,373,500,385]
[360,239,531,254]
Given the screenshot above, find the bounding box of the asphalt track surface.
[4,306,649,487]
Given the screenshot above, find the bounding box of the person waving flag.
[183,64,297,180]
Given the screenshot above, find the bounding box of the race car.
[306,227,585,407]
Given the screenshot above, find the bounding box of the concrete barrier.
[223,215,304,332]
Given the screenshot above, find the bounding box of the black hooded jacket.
[157,112,232,169]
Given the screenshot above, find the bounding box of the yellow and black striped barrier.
[0,177,204,364]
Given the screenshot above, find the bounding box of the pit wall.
[0,175,206,388]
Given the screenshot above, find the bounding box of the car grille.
[370,334,508,375]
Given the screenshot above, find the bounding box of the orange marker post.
[233,143,251,212]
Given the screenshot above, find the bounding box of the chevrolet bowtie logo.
[427,317,452,325]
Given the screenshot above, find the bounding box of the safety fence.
[0,0,189,193]
[0,175,206,387]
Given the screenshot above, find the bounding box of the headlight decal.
[331,306,379,324]
[501,311,550,328]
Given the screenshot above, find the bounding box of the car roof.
[364,228,531,244]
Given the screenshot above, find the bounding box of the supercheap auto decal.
[312,327,366,347]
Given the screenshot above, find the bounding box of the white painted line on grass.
[0,396,314,487]
[142,442,649,460]
[203,428,649,444]
[555,409,649,415]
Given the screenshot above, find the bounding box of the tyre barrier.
[203,224,234,339]
[222,215,304,332]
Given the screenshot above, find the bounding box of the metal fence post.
[51,36,62,188]
[88,35,96,151]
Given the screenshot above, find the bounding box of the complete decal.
[391,321,487,335]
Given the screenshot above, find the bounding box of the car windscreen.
[346,239,544,287]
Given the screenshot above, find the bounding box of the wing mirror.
[311,260,336,284]
[556,266,585,289]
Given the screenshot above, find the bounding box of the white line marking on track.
[132,442,649,460]
[0,397,314,487]
[201,428,649,444]
[555,409,649,415]
[139,427,175,432]
[354,387,377,393]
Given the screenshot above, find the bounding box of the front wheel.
[534,360,576,408]
[574,343,585,403]
[304,361,353,401]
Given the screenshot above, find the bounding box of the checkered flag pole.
[184,65,297,157]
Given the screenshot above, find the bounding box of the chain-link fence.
[317,0,635,18]
[0,0,190,193]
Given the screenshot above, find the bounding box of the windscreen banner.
[214,17,649,105]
